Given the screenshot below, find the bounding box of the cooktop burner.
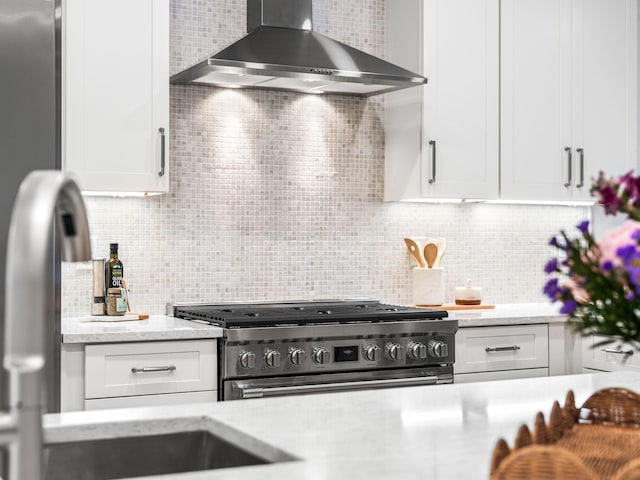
[173,300,447,328]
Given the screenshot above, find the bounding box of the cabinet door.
[500,0,573,201]
[64,0,169,194]
[384,0,499,201]
[420,0,499,199]
[501,0,637,202]
[571,0,637,201]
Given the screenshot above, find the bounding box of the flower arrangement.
[544,171,640,348]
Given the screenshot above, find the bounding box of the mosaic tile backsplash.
[61,0,587,317]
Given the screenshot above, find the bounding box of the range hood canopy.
[170,0,427,96]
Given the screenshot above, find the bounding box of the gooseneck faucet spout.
[0,171,91,480]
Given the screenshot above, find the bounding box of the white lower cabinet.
[455,368,549,384]
[454,324,549,382]
[61,339,217,411]
[581,334,640,373]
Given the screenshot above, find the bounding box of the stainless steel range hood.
[170,0,427,96]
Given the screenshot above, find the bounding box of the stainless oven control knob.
[428,340,449,359]
[386,343,404,361]
[313,347,331,365]
[239,351,256,369]
[363,345,381,362]
[408,342,428,360]
[265,350,281,368]
[289,348,306,366]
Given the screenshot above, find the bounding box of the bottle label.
[116,289,128,313]
[110,265,123,288]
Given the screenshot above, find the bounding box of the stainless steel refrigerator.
[0,0,62,413]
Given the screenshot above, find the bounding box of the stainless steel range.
[169,300,457,401]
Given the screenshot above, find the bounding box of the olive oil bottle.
[106,243,124,289]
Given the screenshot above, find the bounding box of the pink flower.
[598,220,640,267]
[566,277,590,303]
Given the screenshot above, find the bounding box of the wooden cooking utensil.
[121,279,149,320]
[404,238,426,268]
[434,238,447,267]
[424,242,438,268]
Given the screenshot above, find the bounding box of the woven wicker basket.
[490,388,640,480]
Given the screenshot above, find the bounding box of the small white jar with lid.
[454,279,482,305]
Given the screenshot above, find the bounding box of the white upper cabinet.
[500,0,637,202]
[384,0,499,201]
[63,0,170,195]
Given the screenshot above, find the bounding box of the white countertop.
[448,302,565,327]
[61,315,223,343]
[61,304,565,344]
[43,371,640,480]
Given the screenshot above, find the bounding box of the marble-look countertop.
[61,304,565,344]
[448,302,566,327]
[43,371,640,480]
[61,315,223,344]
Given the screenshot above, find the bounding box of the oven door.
[223,366,453,400]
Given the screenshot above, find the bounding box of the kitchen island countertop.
[43,371,640,479]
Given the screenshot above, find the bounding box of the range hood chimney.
[170,0,427,96]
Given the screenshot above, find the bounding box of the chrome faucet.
[0,171,91,480]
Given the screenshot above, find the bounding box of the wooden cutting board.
[415,304,495,311]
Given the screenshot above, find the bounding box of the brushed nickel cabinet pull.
[563,147,572,188]
[602,347,633,356]
[576,148,584,188]
[131,365,176,373]
[158,127,166,177]
[485,345,521,353]
[428,140,436,184]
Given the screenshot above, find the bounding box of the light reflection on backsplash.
[61,0,587,317]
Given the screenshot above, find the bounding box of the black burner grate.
[174,301,447,328]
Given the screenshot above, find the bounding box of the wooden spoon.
[424,242,438,268]
[403,238,426,268]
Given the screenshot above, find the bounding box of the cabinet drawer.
[582,335,640,372]
[455,367,549,384]
[85,391,217,410]
[85,340,217,399]
[455,324,548,374]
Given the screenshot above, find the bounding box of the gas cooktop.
[172,300,447,328]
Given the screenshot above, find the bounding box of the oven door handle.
[239,375,440,399]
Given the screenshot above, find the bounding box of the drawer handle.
[131,365,177,373]
[485,345,521,353]
[602,347,634,356]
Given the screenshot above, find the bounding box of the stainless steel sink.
[43,430,273,480]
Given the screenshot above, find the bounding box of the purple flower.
[596,184,622,215]
[560,300,578,315]
[544,258,559,274]
[619,171,640,201]
[602,260,614,272]
[543,278,561,301]
[616,244,637,261]
[632,229,640,241]
[549,236,560,247]
[576,220,589,234]
[624,251,640,289]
